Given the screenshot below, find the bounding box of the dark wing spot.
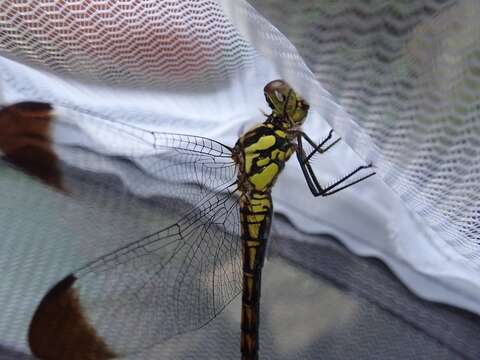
[28,274,117,360]
[0,102,65,192]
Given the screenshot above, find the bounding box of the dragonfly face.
[263,80,310,130]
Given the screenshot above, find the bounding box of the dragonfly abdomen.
[239,192,272,360]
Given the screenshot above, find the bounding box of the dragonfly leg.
[297,130,341,162]
[316,165,376,196]
[296,133,375,197]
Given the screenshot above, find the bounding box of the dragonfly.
[1,80,375,360]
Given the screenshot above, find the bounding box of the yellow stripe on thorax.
[243,135,275,173]
[249,163,279,192]
[241,127,294,192]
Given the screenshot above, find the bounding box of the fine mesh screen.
[1,0,480,358]
[243,0,480,261]
[0,0,257,89]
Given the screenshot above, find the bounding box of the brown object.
[0,102,64,191]
[28,274,116,360]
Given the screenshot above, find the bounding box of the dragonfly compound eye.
[274,90,284,102]
[264,79,288,94]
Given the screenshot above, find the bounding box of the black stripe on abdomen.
[240,192,272,360]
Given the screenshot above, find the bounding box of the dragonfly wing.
[112,140,237,205]
[1,103,237,205]
[28,184,242,360]
[77,113,237,203]
[54,138,237,212]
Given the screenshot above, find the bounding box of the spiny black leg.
[296,132,336,195]
[296,143,375,197]
[319,166,376,196]
[296,130,375,196]
[307,134,341,162]
[298,130,341,163]
[296,143,322,196]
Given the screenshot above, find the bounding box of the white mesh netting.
[0,0,257,88]
[248,0,480,250]
[1,0,480,357]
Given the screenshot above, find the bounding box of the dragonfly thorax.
[233,122,297,195]
[232,80,310,195]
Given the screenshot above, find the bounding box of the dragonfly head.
[264,80,310,129]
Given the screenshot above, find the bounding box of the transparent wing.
[1,103,238,204]
[13,103,244,359]
[29,183,243,359]
[54,105,238,205]
[55,135,238,210]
